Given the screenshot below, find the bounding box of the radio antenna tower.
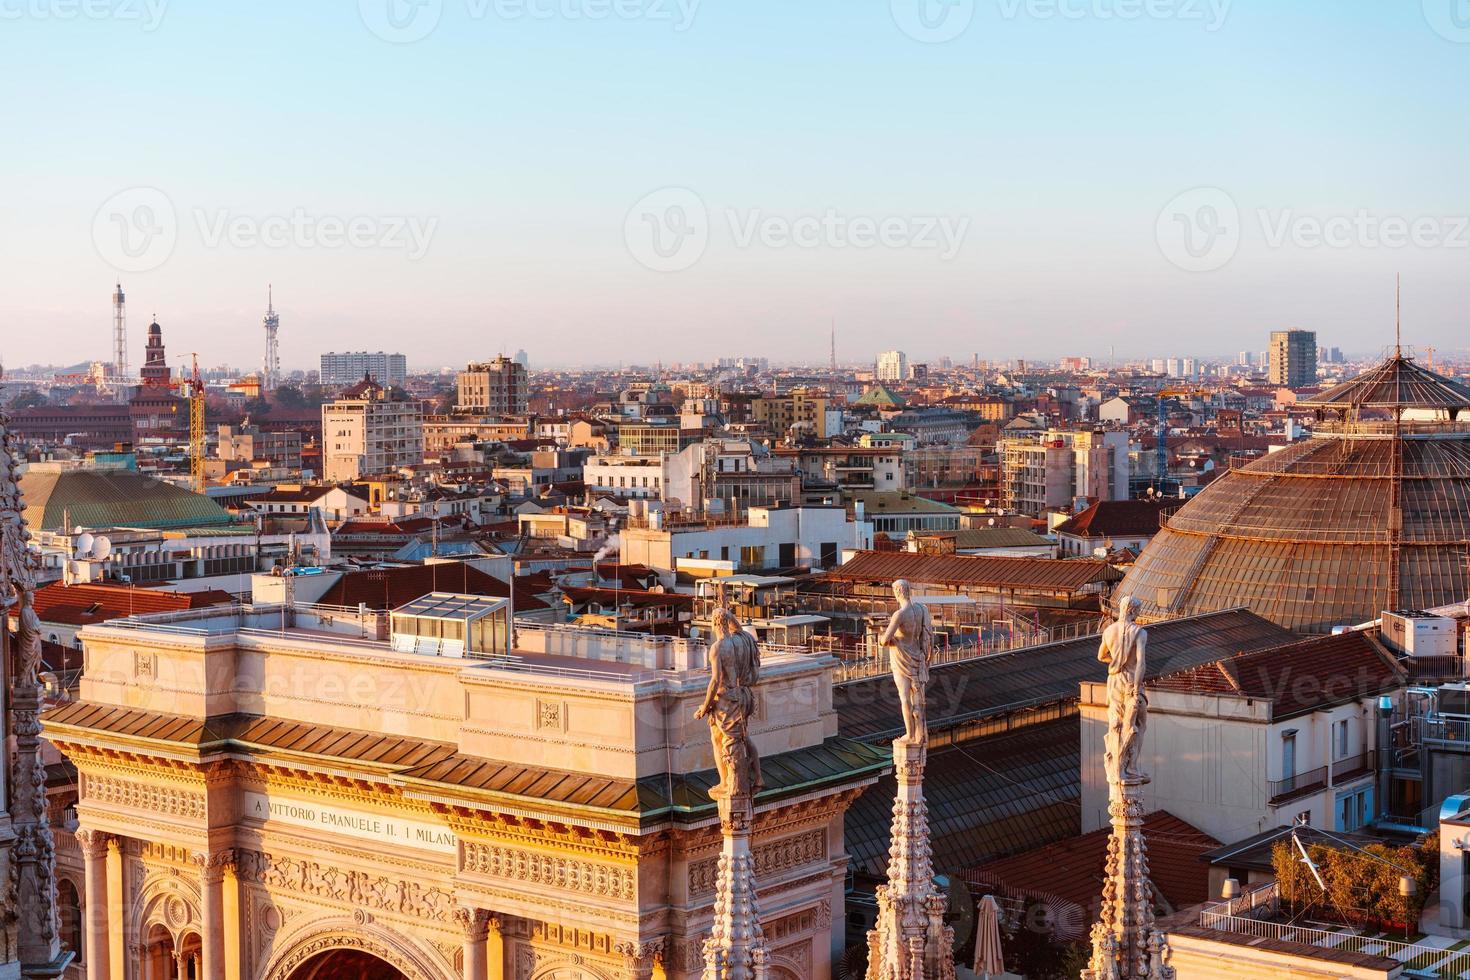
[262,284,280,391]
[829,317,837,374]
[112,282,128,379]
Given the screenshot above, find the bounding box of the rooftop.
[827,550,1122,593]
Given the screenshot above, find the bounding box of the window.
[1335,719,1349,759]
[58,878,82,964]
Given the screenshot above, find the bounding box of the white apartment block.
[320,351,407,388]
[876,349,908,382]
[1000,427,1130,517]
[322,387,425,482]
[621,504,873,581]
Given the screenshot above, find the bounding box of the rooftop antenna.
[1396,274,1402,358]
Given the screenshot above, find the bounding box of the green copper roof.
[21,467,235,531]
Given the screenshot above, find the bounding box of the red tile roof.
[316,563,549,611]
[964,811,1219,926]
[1053,499,1175,539]
[828,550,1122,592]
[1149,629,1403,719]
[30,582,234,626]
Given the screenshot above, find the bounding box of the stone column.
[172,950,185,980]
[455,908,490,980]
[105,836,125,980]
[866,740,953,980]
[131,944,148,980]
[220,854,244,980]
[486,913,505,979]
[702,796,770,980]
[74,829,111,980]
[195,851,226,980]
[1082,777,1174,980]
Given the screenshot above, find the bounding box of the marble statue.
[880,579,933,745]
[696,606,763,800]
[1097,596,1148,784]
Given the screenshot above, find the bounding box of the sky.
[2,0,1469,371]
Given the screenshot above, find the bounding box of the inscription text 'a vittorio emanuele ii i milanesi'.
[243,791,457,854]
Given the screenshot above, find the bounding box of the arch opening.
[285,949,407,980]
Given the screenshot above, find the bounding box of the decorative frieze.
[235,850,455,922]
[461,841,635,902]
[85,774,205,820]
[688,828,827,897]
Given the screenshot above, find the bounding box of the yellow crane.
[172,354,207,492]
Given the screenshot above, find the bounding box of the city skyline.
[4,2,1470,367]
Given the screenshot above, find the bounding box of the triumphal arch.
[44,600,888,979]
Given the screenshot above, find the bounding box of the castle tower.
[140,318,171,388]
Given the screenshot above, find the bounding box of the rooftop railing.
[1198,883,1446,967]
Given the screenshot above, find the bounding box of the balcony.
[1267,764,1328,806]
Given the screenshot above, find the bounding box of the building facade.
[457,358,529,417]
[750,390,831,439]
[320,352,408,389]
[875,350,907,383]
[1268,329,1317,387]
[44,603,886,980]
[321,380,425,482]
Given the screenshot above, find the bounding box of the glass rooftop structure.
[1120,353,1470,634]
[389,591,509,657]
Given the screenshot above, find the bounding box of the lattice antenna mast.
[112,282,128,379]
[830,317,837,374]
[262,284,280,392]
[1395,274,1402,358]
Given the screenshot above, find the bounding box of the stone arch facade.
[259,916,456,980]
[133,870,202,946]
[527,961,617,980]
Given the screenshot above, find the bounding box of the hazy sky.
[3,0,1469,371]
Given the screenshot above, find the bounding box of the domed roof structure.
[1119,352,1470,634]
[20,464,234,532]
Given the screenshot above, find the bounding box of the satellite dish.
[93,536,113,561]
[75,532,95,557]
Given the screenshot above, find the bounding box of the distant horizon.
[5,3,1470,367]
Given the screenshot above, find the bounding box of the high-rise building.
[456,356,529,416]
[319,351,407,389]
[876,350,908,382]
[321,376,424,481]
[1268,329,1317,387]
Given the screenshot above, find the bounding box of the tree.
[6,388,46,410]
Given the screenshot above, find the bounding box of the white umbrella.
[973,894,1005,979]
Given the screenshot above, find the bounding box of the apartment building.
[1080,629,1403,844]
[319,351,407,388]
[215,422,302,470]
[620,503,873,580]
[321,378,425,482]
[456,356,529,416]
[1268,329,1318,387]
[1000,427,1130,517]
[750,388,831,438]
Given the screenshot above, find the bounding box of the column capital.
[73,828,113,859]
[453,907,492,942]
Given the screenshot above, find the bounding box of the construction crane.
[172,354,207,492]
[188,354,205,492]
[1154,387,1214,491]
